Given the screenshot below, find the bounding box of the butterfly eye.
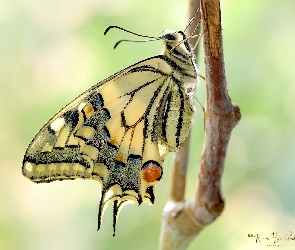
[163,32,176,41]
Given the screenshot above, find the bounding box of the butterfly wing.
[22,55,194,234]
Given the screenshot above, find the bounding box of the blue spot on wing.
[107,142,118,151]
[115,161,126,168]
[103,126,110,139]
[102,108,111,120]
[86,92,104,110]
[127,154,142,164]
[97,93,104,107]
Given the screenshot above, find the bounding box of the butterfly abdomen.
[156,31,198,152]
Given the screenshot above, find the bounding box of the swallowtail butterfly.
[22,26,199,235]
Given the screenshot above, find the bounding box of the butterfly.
[22,25,199,236]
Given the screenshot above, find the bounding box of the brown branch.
[169,133,191,203]
[159,0,241,249]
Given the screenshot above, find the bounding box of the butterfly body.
[22,30,198,234]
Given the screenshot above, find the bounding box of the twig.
[159,0,241,249]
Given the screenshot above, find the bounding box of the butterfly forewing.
[22,30,198,234]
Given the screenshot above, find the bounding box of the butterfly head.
[161,30,194,60]
[162,30,184,43]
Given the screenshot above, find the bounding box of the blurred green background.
[1,0,295,249]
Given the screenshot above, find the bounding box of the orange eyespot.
[142,162,162,182]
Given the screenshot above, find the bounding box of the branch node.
[208,199,225,216]
[232,102,241,121]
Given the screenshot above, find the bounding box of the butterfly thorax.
[161,30,198,92]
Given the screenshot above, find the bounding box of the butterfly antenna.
[104,25,161,49]
[113,38,161,49]
[104,25,157,39]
